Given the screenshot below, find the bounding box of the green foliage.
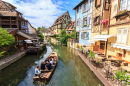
[95,58,102,64]
[0,28,15,48]
[80,45,83,52]
[88,51,95,60]
[112,69,130,85]
[37,26,45,32]
[0,51,5,58]
[38,32,44,42]
[85,50,88,55]
[53,34,59,38]
[76,44,79,48]
[68,29,75,38]
[83,24,87,27]
[59,29,69,45]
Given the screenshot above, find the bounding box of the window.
[19,40,23,45]
[84,0,90,12]
[104,0,109,10]
[83,17,87,25]
[83,17,90,27]
[116,28,129,44]
[94,16,100,25]
[95,0,101,8]
[77,20,80,26]
[77,7,79,13]
[84,2,87,11]
[82,32,89,40]
[113,0,118,16]
[120,0,130,10]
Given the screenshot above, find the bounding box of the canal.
[0,44,104,86]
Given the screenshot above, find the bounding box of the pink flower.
[116,80,119,84]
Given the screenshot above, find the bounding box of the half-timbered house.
[52,11,71,35]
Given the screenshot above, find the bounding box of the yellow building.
[90,0,110,56]
[107,0,130,63]
[89,0,130,65]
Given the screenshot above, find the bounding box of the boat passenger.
[46,63,52,70]
[35,65,41,78]
[50,59,53,64]
[41,62,46,70]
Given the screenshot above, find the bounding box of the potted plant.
[80,45,83,53]
[88,51,95,61]
[77,44,79,48]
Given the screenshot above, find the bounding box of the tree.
[38,32,44,42]
[0,28,15,48]
[59,29,69,45]
[68,29,75,38]
[53,34,59,38]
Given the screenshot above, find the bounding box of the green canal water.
[0,44,104,86]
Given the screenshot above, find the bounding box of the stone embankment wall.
[0,51,26,70]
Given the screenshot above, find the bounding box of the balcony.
[11,21,17,25]
[1,21,10,25]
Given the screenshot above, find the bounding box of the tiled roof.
[73,0,84,10]
[52,11,68,26]
[4,28,18,33]
[0,11,17,16]
[28,34,40,39]
[66,21,75,31]
[17,31,33,39]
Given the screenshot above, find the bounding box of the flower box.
[83,24,87,27]
[115,10,130,19]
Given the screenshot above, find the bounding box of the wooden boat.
[33,52,58,81]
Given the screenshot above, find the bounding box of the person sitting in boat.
[41,62,46,70]
[45,63,52,70]
[50,59,53,64]
[35,65,41,78]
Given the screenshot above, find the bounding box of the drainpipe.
[100,0,105,34]
[108,1,111,35]
[105,1,112,57]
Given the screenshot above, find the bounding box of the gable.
[0,2,9,11]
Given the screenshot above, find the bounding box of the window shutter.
[81,18,83,27]
[86,32,89,40]
[87,17,90,26]
[121,29,129,44]
[116,29,122,43]
[81,32,83,39]
[88,0,90,11]
[113,0,118,17]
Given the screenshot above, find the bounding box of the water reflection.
[0,44,104,86]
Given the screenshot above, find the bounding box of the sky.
[3,0,82,28]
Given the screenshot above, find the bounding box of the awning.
[24,40,33,44]
[93,35,115,41]
[111,43,130,51]
[87,40,96,44]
